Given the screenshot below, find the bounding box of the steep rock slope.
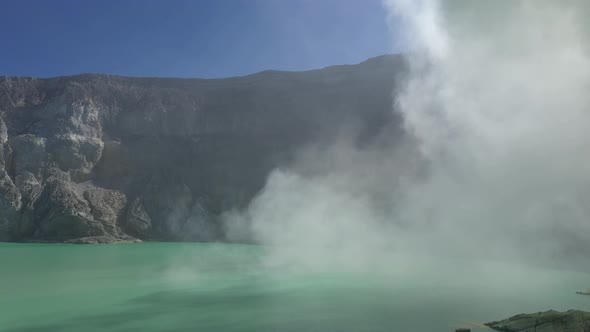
[0,55,405,243]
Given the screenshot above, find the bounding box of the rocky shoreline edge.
[485,310,590,332]
[19,234,142,244]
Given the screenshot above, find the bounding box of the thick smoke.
[387,0,590,261]
[225,0,590,271]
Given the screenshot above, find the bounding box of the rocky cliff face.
[0,55,405,243]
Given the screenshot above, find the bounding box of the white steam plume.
[387,0,590,259]
[225,0,590,271]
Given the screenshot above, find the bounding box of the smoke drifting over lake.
[225,0,590,270]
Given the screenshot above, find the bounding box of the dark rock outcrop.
[486,310,590,332]
[124,197,152,239]
[0,54,405,243]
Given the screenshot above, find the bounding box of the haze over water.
[2,242,590,332]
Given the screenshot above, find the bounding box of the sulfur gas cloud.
[224,0,590,272]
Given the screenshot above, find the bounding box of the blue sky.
[0,0,396,78]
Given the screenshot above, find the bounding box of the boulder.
[83,187,127,235]
[31,171,104,241]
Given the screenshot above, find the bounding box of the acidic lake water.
[1,242,590,332]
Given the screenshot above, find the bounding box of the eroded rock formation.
[0,55,404,243]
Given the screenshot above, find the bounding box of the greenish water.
[1,242,590,332]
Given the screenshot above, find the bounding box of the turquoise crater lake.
[1,242,590,332]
